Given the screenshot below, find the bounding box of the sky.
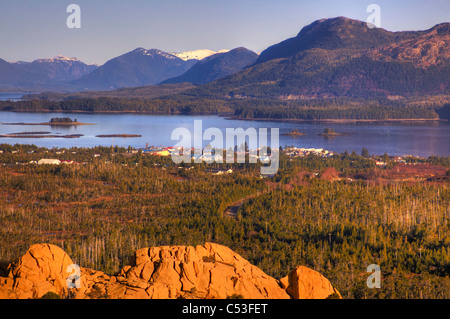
[0,0,449,65]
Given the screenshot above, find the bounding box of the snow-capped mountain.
[10,60,30,65]
[33,55,80,63]
[132,48,180,60]
[171,49,230,61]
[29,55,98,81]
[162,47,258,85]
[0,55,98,90]
[72,48,198,90]
[0,48,240,91]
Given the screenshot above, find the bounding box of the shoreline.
[96,134,142,138]
[224,116,446,124]
[318,132,350,137]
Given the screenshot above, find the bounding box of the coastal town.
[0,143,424,169]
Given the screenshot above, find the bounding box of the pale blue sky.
[0,0,448,65]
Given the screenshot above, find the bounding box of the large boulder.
[0,244,74,299]
[280,266,341,299]
[115,242,290,299]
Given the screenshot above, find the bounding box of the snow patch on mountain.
[10,61,30,65]
[133,48,180,60]
[34,55,81,63]
[171,49,230,61]
[11,55,98,66]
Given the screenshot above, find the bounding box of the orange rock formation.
[0,243,340,299]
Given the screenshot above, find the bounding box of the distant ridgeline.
[0,96,442,121]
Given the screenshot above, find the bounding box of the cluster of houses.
[141,146,273,164]
[0,144,423,170]
[283,147,334,158]
[375,156,411,167]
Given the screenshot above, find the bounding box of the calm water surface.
[0,110,448,157]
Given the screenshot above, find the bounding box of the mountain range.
[0,55,97,91]
[1,16,449,119]
[71,48,198,91]
[0,47,254,92]
[188,17,449,100]
[161,47,258,85]
[73,47,259,90]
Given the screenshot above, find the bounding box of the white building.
[38,159,61,165]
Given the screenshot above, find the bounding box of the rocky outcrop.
[0,243,341,299]
[319,167,341,182]
[0,244,74,299]
[280,266,341,299]
[368,24,450,68]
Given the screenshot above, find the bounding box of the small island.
[95,134,142,138]
[282,129,307,137]
[318,128,350,137]
[49,117,79,124]
[2,117,93,126]
[10,131,51,135]
[0,133,84,138]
